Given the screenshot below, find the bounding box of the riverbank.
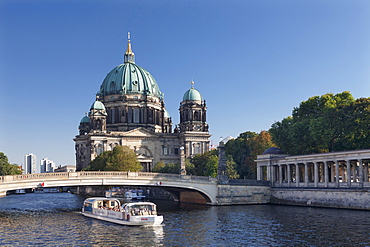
[271,188,370,210]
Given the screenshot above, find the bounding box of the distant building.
[40,158,56,173]
[24,153,36,174]
[54,165,76,173]
[221,136,234,144]
[74,34,211,171]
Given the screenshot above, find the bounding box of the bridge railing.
[0,172,218,183]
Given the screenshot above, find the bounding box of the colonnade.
[256,149,370,188]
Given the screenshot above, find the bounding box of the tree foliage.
[0,152,22,176]
[225,131,275,179]
[226,155,239,179]
[269,92,370,155]
[152,160,196,175]
[84,145,142,172]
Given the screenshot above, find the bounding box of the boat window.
[129,204,156,216]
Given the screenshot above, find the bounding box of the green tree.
[204,155,218,177]
[225,131,257,179]
[153,161,166,172]
[105,145,141,171]
[270,92,370,155]
[190,149,218,176]
[185,159,196,175]
[85,145,142,172]
[0,152,22,176]
[225,131,275,179]
[226,155,239,179]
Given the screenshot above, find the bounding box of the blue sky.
[1,0,370,166]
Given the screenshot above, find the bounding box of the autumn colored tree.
[246,131,276,178]
[225,131,275,179]
[225,131,257,179]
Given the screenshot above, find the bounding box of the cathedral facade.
[74,36,210,171]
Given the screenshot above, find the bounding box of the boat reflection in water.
[82,197,163,226]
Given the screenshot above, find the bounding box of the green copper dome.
[80,116,90,124]
[183,87,203,101]
[97,36,163,99]
[98,63,163,99]
[90,100,106,111]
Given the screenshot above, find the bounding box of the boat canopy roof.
[84,197,121,203]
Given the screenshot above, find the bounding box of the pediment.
[122,127,158,137]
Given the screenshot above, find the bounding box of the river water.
[0,193,369,246]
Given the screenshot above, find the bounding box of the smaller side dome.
[262,147,284,155]
[90,100,106,111]
[164,109,170,119]
[80,116,90,123]
[183,88,203,101]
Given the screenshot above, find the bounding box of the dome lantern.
[124,32,135,63]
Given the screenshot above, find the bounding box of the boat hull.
[82,211,163,226]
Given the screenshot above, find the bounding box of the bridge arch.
[0,172,219,205]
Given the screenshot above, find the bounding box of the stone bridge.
[0,172,270,205]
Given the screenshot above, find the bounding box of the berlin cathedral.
[74,35,211,171]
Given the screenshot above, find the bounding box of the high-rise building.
[40,158,56,173]
[24,153,36,174]
[74,34,211,171]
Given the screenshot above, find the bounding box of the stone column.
[335,160,339,187]
[330,162,335,183]
[359,159,364,188]
[365,162,369,182]
[324,161,329,187]
[287,164,291,187]
[314,162,319,187]
[346,160,351,187]
[267,163,271,181]
[295,163,300,187]
[304,162,309,187]
[352,161,357,183]
[279,164,283,186]
[217,141,228,184]
[271,165,276,186]
[256,164,262,180]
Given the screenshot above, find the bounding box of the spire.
[124,32,135,63]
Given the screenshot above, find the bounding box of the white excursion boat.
[81,197,163,226]
[105,188,146,200]
[15,189,26,194]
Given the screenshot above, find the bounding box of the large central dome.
[98,63,163,99]
[97,36,163,99]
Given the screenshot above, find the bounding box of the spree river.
[0,193,369,246]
